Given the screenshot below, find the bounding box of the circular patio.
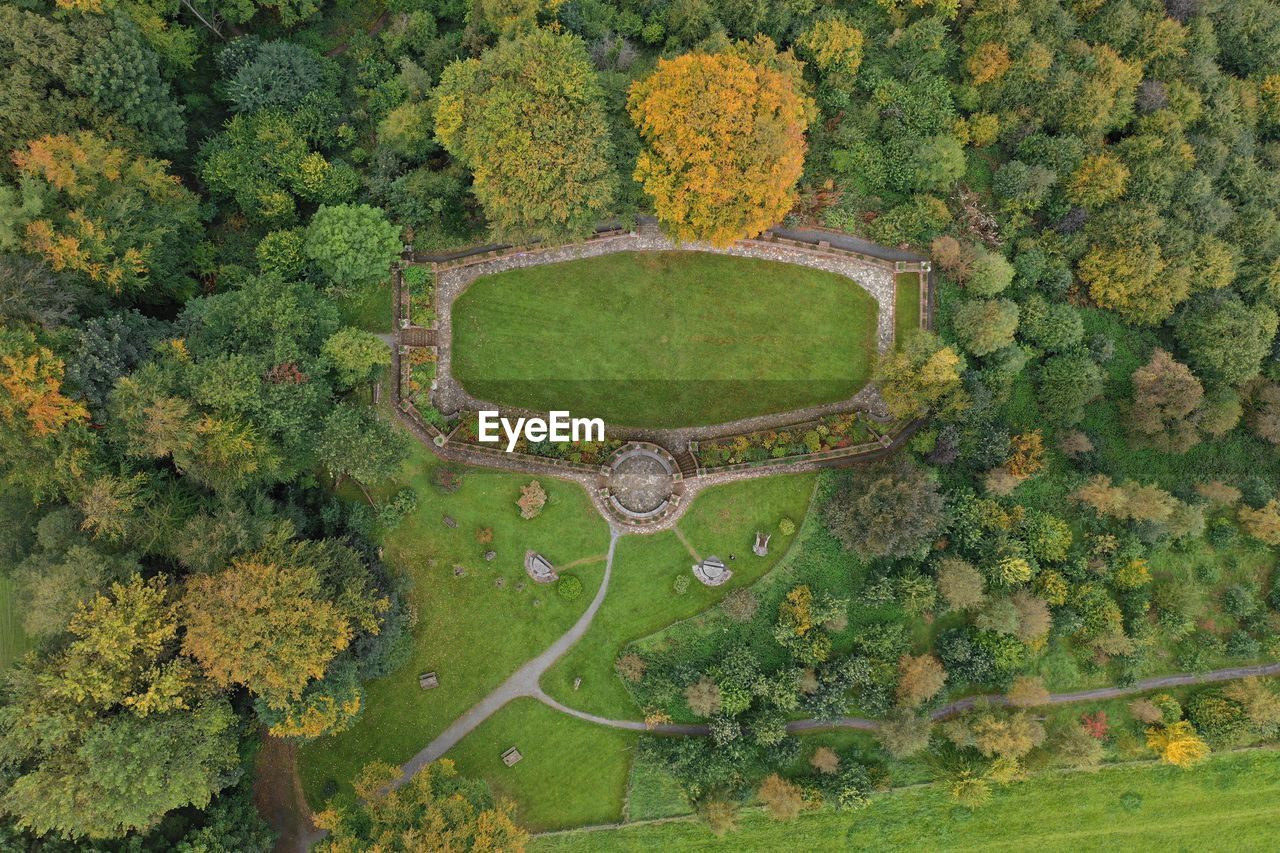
[604,443,678,522]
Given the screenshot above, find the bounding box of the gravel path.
[532,661,1280,737]
[770,224,927,263]
[394,528,621,787]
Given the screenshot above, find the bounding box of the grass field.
[541,473,817,719]
[534,747,1280,851]
[895,271,921,347]
[336,277,392,332]
[298,442,611,806]
[451,251,878,428]
[0,573,32,671]
[446,698,638,831]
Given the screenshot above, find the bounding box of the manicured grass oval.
[451,251,878,428]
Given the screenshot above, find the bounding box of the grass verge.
[541,474,816,719]
[298,441,610,806]
[533,747,1280,851]
[894,271,921,347]
[446,698,638,831]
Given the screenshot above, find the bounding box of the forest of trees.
[1,0,1280,845]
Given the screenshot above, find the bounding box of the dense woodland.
[2,0,1280,845]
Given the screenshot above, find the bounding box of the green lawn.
[336,277,393,333]
[446,698,638,831]
[298,442,611,806]
[895,271,921,347]
[534,748,1280,851]
[0,573,32,671]
[451,251,878,428]
[541,474,817,719]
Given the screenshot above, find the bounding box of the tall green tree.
[434,29,617,242]
[303,204,402,295]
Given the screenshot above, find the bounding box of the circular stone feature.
[607,444,676,517]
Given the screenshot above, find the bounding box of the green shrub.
[778,517,796,536]
[256,228,307,278]
[557,574,583,601]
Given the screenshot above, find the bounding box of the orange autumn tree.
[628,36,815,247]
[11,132,200,294]
[0,326,92,499]
[0,327,88,438]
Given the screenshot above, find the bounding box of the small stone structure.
[525,550,558,583]
[484,550,496,561]
[419,671,438,689]
[693,556,732,587]
[442,515,457,528]
[501,747,523,767]
[753,531,770,557]
[602,443,681,526]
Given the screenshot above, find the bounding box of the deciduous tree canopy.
[628,37,814,246]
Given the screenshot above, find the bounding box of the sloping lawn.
[336,277,393,333]
[0,573,32,671]
[895,271,920,346]
[534,748,1280,852]
[452,251,878,428]
[445,698,638,831]
[541,473,816,719]
[298,442,611,806]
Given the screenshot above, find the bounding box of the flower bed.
[452,411,624,465]
[403,265,435,327]
[400,347,454,432]
[693,411,884,468]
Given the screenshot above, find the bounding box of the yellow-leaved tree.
[181,540,387,709]
[876,331,969,420]
[1146,721,1210,768]
[314,759,527,851]
[628,36,815,247]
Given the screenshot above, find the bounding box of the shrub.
[433,465,463,494]
[517,480,546,519]
[685,676,722,717]
[557,574,583,601]
[967,250,1015,296]
[1147,721,1211,767]
[757,774,806,821]
[721,588,758,622]
[778,517,796,536]
[615,652,646,682]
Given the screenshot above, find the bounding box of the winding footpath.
[393,534,1280,771]
[395,528,622,786]
[543,661,1280,737]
